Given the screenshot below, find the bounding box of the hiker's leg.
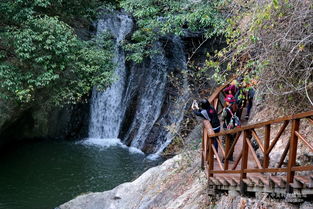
[246,99,253,119]
[236,103,243,120]
[213,127,220,152]
[213,137,218,152]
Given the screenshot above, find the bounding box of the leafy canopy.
[0,0,116,106]
[120,0,226,63]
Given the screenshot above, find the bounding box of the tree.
[0,0,116,106]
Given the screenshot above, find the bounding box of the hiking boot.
[222,157,233,163]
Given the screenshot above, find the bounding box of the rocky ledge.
[58,151,208,209]
[58,149,313,209]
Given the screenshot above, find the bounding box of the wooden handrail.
[207,110,313,138]
[201,79,313,194]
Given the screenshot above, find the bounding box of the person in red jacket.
[223,80,238,96]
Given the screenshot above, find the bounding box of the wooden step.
[309,175,313,188]
[216,176,230,186]
[294,176,310,188]
[242,178,253,186]
[225,177,237,186]
[258,176,270,186]
[290,176,307,189]
[209,177,220,185]
[270,176,286,188]
[231,176,240,185]
[249,176,262,186]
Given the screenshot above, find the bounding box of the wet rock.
[59,151,208,209]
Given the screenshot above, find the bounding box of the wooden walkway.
[201,81,313,200]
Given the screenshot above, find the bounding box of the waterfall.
[88,11,190,156]
[88,13,133,139]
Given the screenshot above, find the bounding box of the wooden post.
[208,136,214,177]
[240,130,249,194]
[263,125,271,168]
[287,119,300,193]
[214,98,218,111]
[201,127,207,170]
[224,134,230,170]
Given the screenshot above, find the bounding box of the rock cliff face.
[0,101,90,148]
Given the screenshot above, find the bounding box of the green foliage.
[120,0,226,63]
[0,0,116,106]
[0,0,119,24]
[206,0,313,111]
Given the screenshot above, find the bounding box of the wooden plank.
[291,165,313,171]
[309,176,313,188]
[251,129,265,153]
[295,131,313,152]
[258,176,269,186]
[240,130,249,181]
[204,128,208,164]
[212,144,224,171]
[264,125,271,168]
[207,110,313,138]
[201,126,207,169]
[225,178,237,186]
[208,83,229,103]
[208,137,214,177]
[287,119,300,191]
[231,176,240,185]
[224,135,231,170]
[294,176,310,188]
[216,176,229,185]
[249,176,259,185]
[267,120,289,155]
[290,179,304,189]
[270,176,286,187]
[210,170,241,174]
[277,140,290,168]
[226,131,242,159]
[244,168,288,173]
[213,98,218,111]
[216,136,225,157]
[242,178,253,186]
[246,138,262,169]
[232,150,242,170]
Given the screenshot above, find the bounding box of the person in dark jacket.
[221,94,238,161]
[192,99,220,152]
[245,83,255,120]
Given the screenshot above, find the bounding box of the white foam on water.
[128,147,144,155]
[79,138,124,148]
[146,153,161,161]
[78,138,144,156]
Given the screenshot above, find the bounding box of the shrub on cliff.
[206,0,313,113]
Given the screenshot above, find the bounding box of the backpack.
[226,107,241,129]
[235,88,247,106]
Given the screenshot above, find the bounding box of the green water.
[0,139,162,209]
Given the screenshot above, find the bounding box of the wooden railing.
[208,83,229,115]
[202,83,313,193]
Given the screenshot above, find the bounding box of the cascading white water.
[128,42,168,150]
[88,14,133,139]
[88,12,190,156]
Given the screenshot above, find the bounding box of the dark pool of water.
[0,139,162,209]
